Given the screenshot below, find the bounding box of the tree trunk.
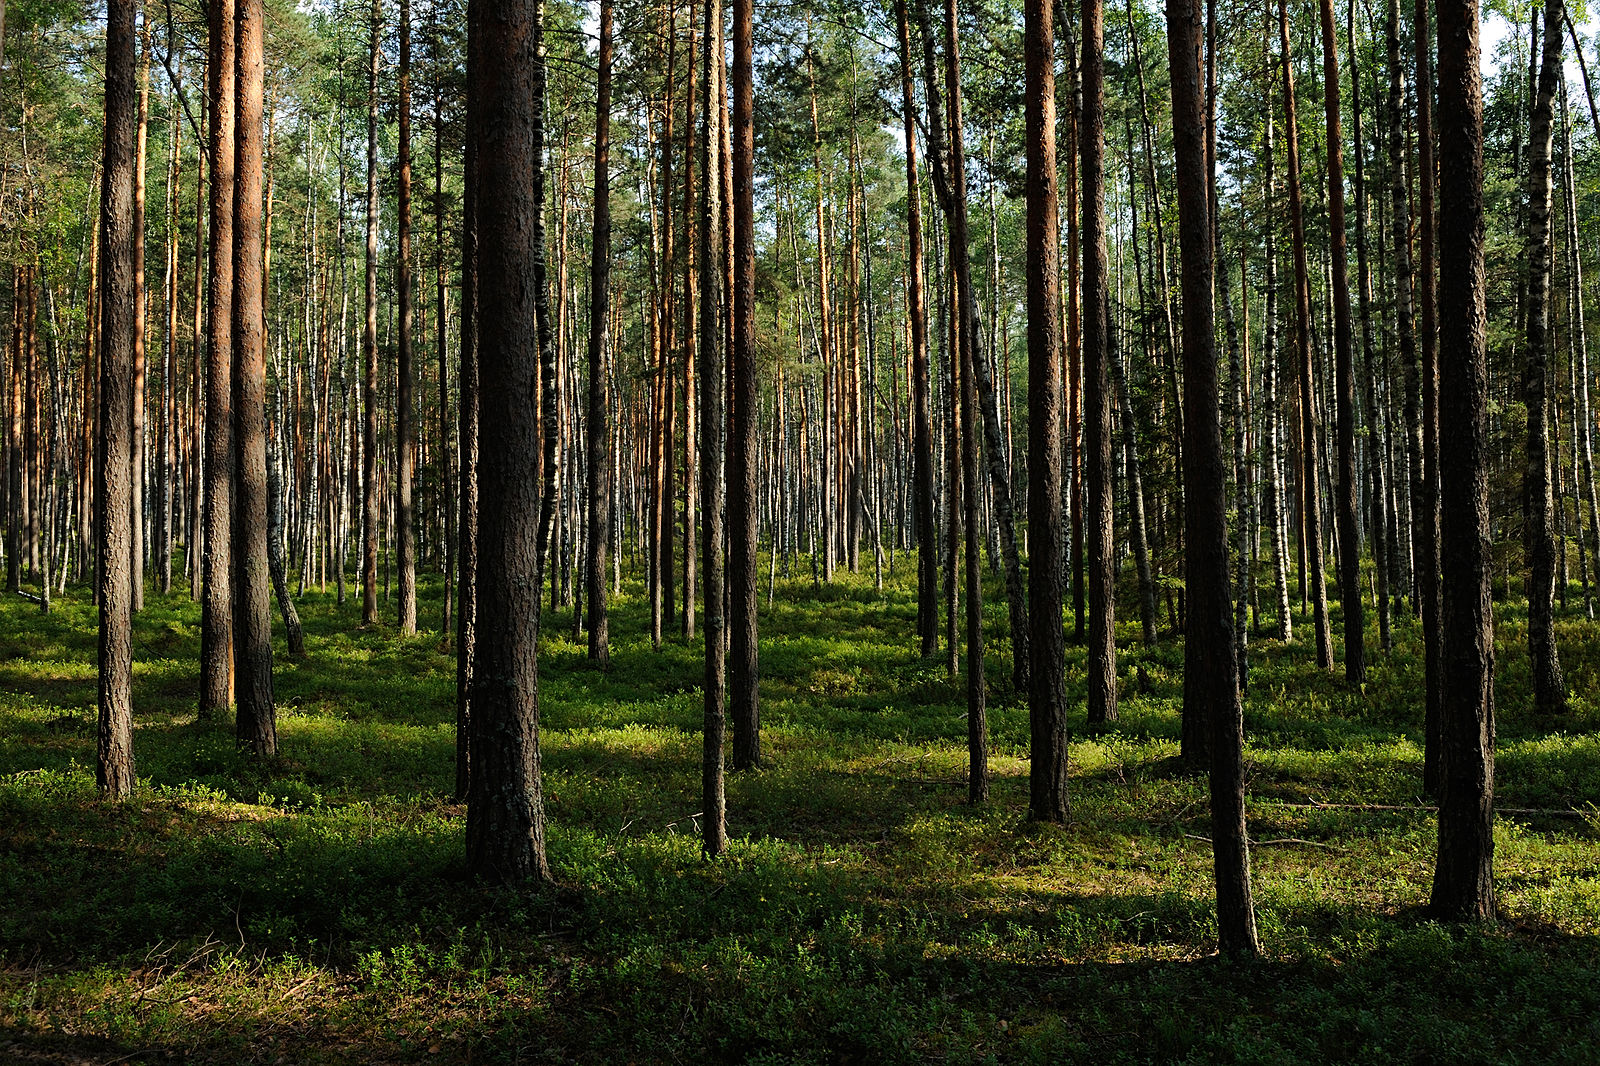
[1430,0,1495,921]
[361,0,381,627]
[1166,0,1258,956]
[1027,0,1068,822]
[397,0,417,636]
[98,0,138,800]
[201,0,236,718]
[1083,0,1117,724]
[233,0,275,756]
[586,0,613,665]
[1522,0,1567,715]
[699,0,728,854]
[1415,0,1441,795]
[464,0,552,885]
[729,0,760,771]
[1279,0,1335,670]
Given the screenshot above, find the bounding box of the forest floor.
[2,561,1599,1064]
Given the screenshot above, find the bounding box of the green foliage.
[1,569,1598,1063]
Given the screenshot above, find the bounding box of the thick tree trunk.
[464,0,552,885]
[98,0,138,800]
[201,0,237,718]
[1430,0,1495,921]
[729,0,760,771]
[232,0,275,757]
[1027,0,1068,822]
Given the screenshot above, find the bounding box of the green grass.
[1,561,1598,1064]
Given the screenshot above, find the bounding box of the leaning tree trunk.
[1522,0,1568,716]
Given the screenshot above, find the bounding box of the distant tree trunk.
[897,0,938,661]
[729,0,760,771]
[397,0,417,636]
[1027,0,1068,822]
[132,30,151,614]
[1166,0,1258,956]
[1260,67,1292,643]
[1559,69,1600,621]
[464,0,552,885]
[157,74,180,598]
[201,0,237,718]
[699,0,728,854]
[1430,0,1496,921]
[98,0,138,800]
[1523,0,1567,716]
[1358,0,1392,655]
[530,0,558,607]
[456,109,479,801]
[267,407,305,655]
[361,0,380,628]
[233,0,275,757]
[1082,0,1117,725]
[586,0,613,665]
[1415,0,1441,794]
[1319,0,1364,684]
[1278,0,1334,670]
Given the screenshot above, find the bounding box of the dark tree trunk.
[456,107,479,801]
[464,0,552,885]
[1082,0,1117,725]
[98,0,138,800]
[897,0,938,661]
[1429,0,1496,922]
[729,0,760,771]
[1319,0,1365,684]
[1166,0,1259,956]
[1523,0,1567,715]
[1278,0,1335,670]
[586,0,613,665]
[201,0,236,718]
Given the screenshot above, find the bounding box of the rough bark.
[464,0,552,885]
[586,0,613,665]
[98,0,138,800]
[1429,0,1496,922]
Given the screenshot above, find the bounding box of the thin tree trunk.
[361,0,381,627]
[1523,0,1567,715]
[397,0,417,635]
[586,0,613,665]
[1279,0,1335,670]
[1166,0,1258,956]
[1415,0,1442,794]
